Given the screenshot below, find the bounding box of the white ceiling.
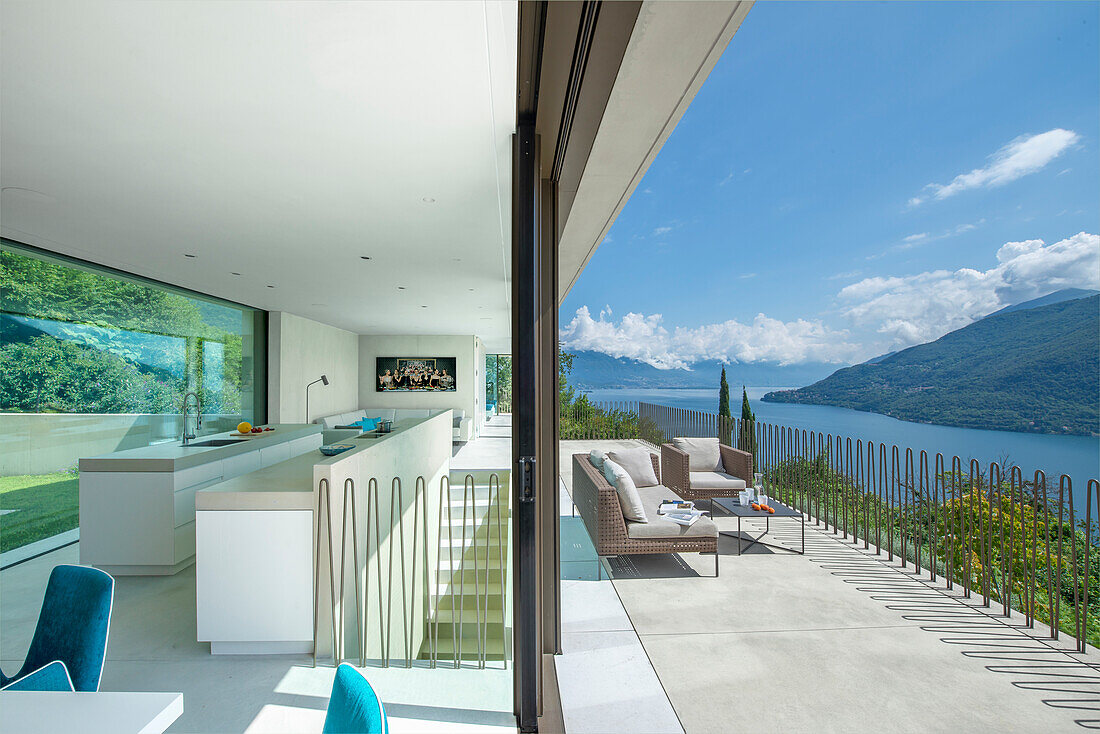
[0,0,517,352]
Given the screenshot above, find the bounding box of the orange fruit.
[751,503,761,511]
[767,506,776,514]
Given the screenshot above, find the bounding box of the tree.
[718,367,732,444]
[718,367,731,417]
[1,247,247,416]
[738,386,758,465]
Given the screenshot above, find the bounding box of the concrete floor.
[558,440,685,734]
[452,415,512,472]
[0,543,514,733]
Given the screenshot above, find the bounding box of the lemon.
[237,421,252,434]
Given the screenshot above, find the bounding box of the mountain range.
[564,350,837,389]
[763,290,1099,435]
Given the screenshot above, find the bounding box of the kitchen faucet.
[181,391,202,445]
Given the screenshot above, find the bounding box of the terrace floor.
[561,439,1100,733]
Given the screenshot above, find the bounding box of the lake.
[583,387,1100,509]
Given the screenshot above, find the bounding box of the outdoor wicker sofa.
[661,438,754,511]
[571,452,719,576]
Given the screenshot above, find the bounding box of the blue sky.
[559,1,1100,369]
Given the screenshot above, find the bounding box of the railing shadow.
[790,523,1100,728]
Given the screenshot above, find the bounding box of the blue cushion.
[323,663,388,734]
[0,564,113,692]
[349,417,381,430]
[1,661,74,691]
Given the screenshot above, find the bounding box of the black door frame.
[512,2,643,729]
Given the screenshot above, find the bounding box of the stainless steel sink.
[182,439,249,447]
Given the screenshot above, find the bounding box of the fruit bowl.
[319,443,354,456]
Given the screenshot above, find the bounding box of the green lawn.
[0,471,80,553]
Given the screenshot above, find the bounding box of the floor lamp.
[305,375,328,424]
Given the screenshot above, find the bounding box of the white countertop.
[194,416,441,511]
[79,424,320,473]
[195,452,317,511]
[0,691,183,734]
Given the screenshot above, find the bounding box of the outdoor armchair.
[661,437,753,508]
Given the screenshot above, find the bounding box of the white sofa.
[315,408,473,443]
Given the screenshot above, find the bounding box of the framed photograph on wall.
[376,357,457,392]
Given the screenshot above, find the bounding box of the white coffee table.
[0,691,183,734]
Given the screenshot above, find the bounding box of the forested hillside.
[763,295,1099,435]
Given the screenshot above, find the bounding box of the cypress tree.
[718,367,731,417]
[718,367,732,443]
[738,385,758,464]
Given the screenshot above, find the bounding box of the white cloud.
[871,219,988,259]
[739,273,757,280]
[559,306,859,369]
[909,129,1079,206]
[828,270,862,280]
[839,231,1099,348]
[565,232,1098,369]
[652,226,672,236]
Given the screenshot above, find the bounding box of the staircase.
[422,470,511,667]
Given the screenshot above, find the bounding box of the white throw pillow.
[607,448,659,488]
[588,450,608,471]
[671,436,723,472]
[602,459,647,522]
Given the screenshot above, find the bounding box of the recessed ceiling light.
[231,272,241,276]
[184,254,196,258]
[360,256,371,260]
[422,197,435,204]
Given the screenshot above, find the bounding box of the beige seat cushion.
[671,437,723,472]
[607,448,659,487]
[626,485,717,539]
[690,471,747,491]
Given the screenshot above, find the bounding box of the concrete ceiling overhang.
[553,0,753,303]
[0,1,517,353]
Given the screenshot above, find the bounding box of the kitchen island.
[78,424,322,575]
[193,411,453,656]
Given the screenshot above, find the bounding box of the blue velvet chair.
[0,564,114,692]
[323,663,388,734]
[0,660,74,691]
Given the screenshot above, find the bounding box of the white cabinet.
[289,434,323,456]
[259,442,291,468]
[79,428,320,576]
[222,451,262,479]
[196,509,313,654]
